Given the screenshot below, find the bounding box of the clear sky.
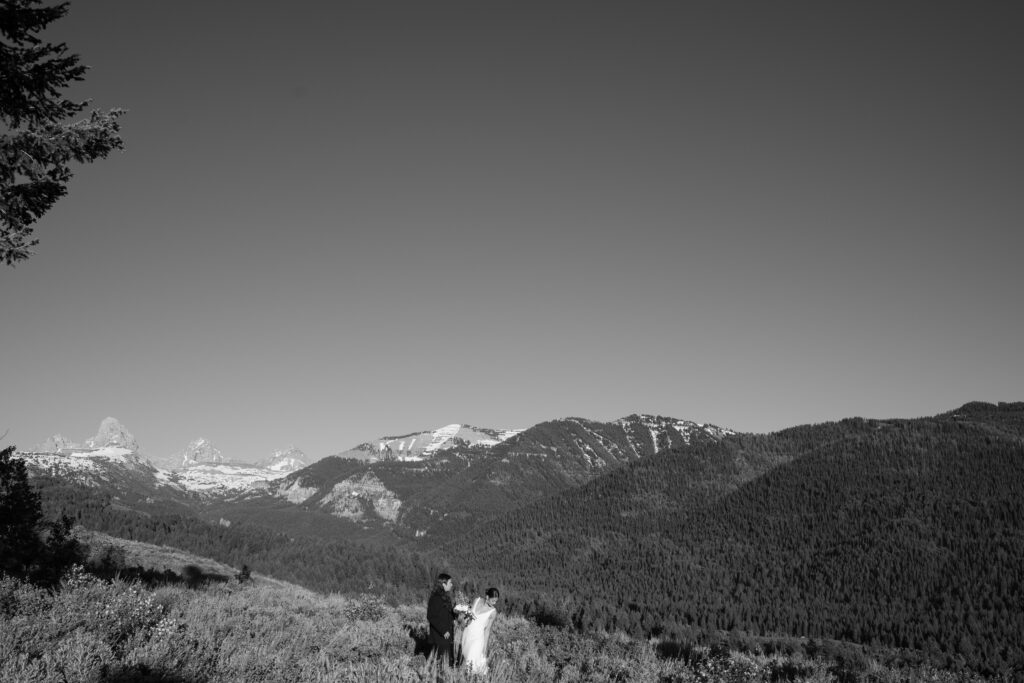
[2,1,1022,466]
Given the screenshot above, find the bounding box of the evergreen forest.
[441,402,1024,675]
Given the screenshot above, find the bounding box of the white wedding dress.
[460,597,496,673]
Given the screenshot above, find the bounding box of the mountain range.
[332,423,525,461]
[15,402,1024,675]
[19,414,733,540]
[20,418,308,499]
[252,414,733,540]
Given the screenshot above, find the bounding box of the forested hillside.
[272,415,730,541]
[35,480,439,602]
[442,402,1024,675]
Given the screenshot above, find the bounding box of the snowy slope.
[263,446,309,472]
[165,463,292,495]
[334,423,524,461]
[21,419,308,500]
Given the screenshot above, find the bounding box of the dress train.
[460,597,496,673]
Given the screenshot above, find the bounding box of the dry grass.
[77,529,292,588]
[0,567,994,683]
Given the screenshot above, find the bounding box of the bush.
[344,593,387,622]
[52,566,166,652]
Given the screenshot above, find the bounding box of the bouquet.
[454,591,474,624]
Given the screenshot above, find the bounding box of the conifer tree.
[1,0,124,265]
[0,445,43,575]
[0,445,83,584]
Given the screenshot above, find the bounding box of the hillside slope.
[269,415,731,540]
[445,402,1024,675]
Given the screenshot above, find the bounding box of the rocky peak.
[85,417,140,451]
[264,446,308,473]
[180,438,223,467]
[32,433,79,453]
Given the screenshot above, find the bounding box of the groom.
[426,572,456,667]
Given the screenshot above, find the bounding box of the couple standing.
[427,573,499,674]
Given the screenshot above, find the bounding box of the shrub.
[344,593,387,622]
[0,566,998,683]
[50,566,166,653]
[0,574,49,618]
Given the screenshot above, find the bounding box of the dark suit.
[427,588,455,666]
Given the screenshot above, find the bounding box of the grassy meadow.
[0,564,999,683]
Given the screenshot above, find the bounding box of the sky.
[2,1,1022,466]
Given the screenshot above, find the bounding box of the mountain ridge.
[332,423,525,461]
[19,419,306,501]
[441,401,1024,674]
[18,414,733,539]
[266,414,734,540]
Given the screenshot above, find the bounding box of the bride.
[460,587,499,674]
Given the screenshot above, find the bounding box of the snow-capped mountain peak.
[32,433,78,453]
[420,423,461,455]
[180,437,223,467]
[335,423,523,461]
[31,418,142,456]
[18,418,157,491]
[617,414,735,454]
[264,446,308,473]
[18,420,296,501]
[86,417,140,451]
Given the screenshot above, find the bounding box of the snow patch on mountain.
[18,449,128,480]
[21,443,295,499]
[32,433,78,453]
[17,440,171,495]
[268,457,304,473]
[70,446,138,461]
[669,419,735,443]
[423,423,460,455]
[21,419,311,499]
[167,440,308,497]
[618,414,734,454]
[374,424,463,460]
[339,423,523,461]
[166,463,289,495]
[168,440,311,496]
[20,418,156,488]
[476,428,526,447]
[263,446,307,473]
